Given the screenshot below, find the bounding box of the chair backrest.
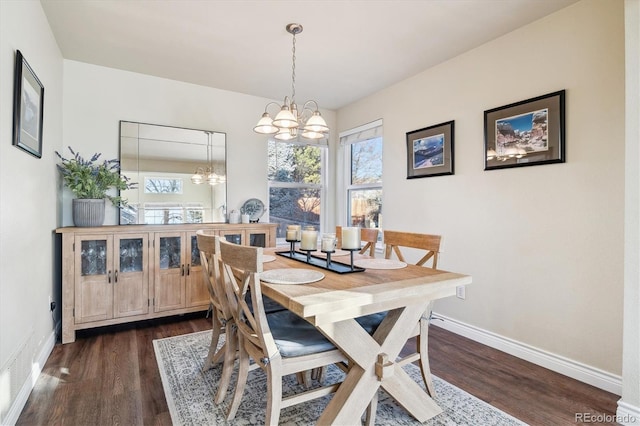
[336,226,380,256]
[196,231,232,321]
[218,238,278,360]
[359,228,380,256]
[383,230,442,269]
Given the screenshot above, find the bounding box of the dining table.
[259,247,472,425]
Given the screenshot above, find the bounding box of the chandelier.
[191,131,226,185]
[253,23,329,141]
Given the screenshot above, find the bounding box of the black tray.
[275,250,365,274]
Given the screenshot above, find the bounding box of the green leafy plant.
[55,146,137,207]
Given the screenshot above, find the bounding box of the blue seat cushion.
[245,293,287,314]
[266,310,336,357]
[355,311,387,334]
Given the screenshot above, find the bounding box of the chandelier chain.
[291,32,296,103]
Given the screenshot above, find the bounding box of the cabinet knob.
[108,270,111,283]
[114,270,118,283]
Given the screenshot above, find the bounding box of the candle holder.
[321,249,335,268]
[285,238,299,257]
[343,248,359,271]
[301,249,314,263]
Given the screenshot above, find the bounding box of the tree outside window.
[348,136,382,229]
[268,141,325,239]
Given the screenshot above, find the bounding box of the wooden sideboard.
[56,223,278,343]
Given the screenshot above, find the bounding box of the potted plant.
[56,146,137,227]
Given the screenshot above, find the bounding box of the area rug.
[153,330,528,425]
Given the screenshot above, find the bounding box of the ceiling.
[40,0,578,111]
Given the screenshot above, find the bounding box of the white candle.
[321,234,336,252]
[300,230,318,250]
[341,227,361,249]
[286,229,297,240]
[287,225,301,241]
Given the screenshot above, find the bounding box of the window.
[121,202,205,225]
[144,177,183,194]
[268,140,327,240]
[340,120,383,230]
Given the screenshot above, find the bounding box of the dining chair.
[383,229,442,397]
[196,230,237,404]
[217,238,348,425]
[336,225,380,256]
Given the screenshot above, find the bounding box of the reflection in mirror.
[119,121,226,224]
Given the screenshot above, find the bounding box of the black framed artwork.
[13,50,44,158]
[406,120,454,179]
[484,90,565,171]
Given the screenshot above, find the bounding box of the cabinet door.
[185,233,209,308]
[154,232,185,312]
[218,229,245,245]
[248,229,269,247]
[114,234,149,318]
[74,235,113,323]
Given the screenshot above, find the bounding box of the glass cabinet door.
[80,239,108,276]
[159,236,182,270]
[75,235,114,323]
[114,234,149,318]
[249,232,267,247]
[119,238,144,273]
[154,232,186,312]
[218,230,244,245]
[190,235,201,267]
[186,233,208,308]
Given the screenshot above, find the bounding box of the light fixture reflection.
[191,131,226,185]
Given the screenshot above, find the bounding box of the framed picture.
[12,50,44,158]
[406,120,454,179]
[484,90,565,171]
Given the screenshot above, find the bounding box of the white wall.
[62,60,337,227]
[0,1,63,423]
[620,0,640,422]
[337,0,625,379]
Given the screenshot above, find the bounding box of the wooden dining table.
[260,248,472,425]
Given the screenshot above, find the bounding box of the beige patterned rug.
[154,330,528,425]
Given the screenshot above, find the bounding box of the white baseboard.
[431,312,622,395]
[617,401,640,425]
[2,329,56,426]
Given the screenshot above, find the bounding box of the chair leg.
[214,323,237,404]
[311,366,326,385]
[226,336,249,421]
[203,310,224,371]
[418,304,436,397]
[266,362,283,426]
[363,390,378,426]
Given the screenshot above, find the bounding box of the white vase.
[72,198,105,227]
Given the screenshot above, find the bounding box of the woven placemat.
[354,258,407,269]
[260,268,325,285]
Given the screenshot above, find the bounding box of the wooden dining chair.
[336,225,380,256]
[383,229,442,397]
[196,230,237,404]
[218,238,347,425]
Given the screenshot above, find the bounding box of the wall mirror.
[119,121,226,224]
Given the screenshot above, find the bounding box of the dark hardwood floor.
[17,313,619,425]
